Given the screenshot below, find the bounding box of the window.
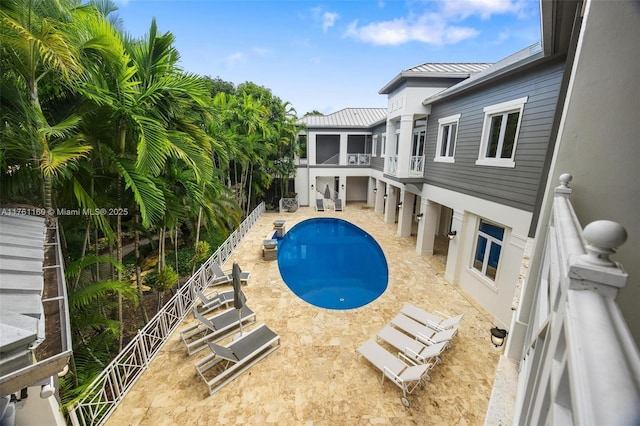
[381,134,387,157]
[372,135,378,157]
[472,219,505,282]
[412,127,426,157]
[476,97,528,168]
[298,134,307,159]
[435,114,461,163]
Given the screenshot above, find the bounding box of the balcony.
[409,155,425,176]
[386,155,398,175]
[508,174,640,424]
[347,153,370,166]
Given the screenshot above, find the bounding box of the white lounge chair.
[334,198,343,211]
[376,325,447,368]
[357,340,431,407]
[390,314,458,348]
[195,323,281,396]
[195,289,235,316]
[180,305,256,355]
[401,303,463,331]
[210,263,250,286]
[315,198,325,212]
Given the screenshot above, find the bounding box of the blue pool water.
[277,218,388,310]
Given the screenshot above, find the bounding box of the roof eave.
[422,51,547,106]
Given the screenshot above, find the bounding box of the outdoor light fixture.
[447,230,457,240]
[383,194,388,200]
[490,327,508,347]
[416,213,424,221]
[310,184,314,189]
[341,184,345,189]
[397,202,403,208]
[373,188,378,193]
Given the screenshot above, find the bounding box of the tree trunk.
[116,213,124,351]
[192,206,203,275]
[134,213,149,323]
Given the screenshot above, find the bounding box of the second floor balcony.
[410,155,425,176]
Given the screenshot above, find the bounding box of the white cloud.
[322,12,339,31]
[344,14,479,46]
[310,7,339,32]
[439,0,529,20]
[342,0,533,46]
[225,52,246,68]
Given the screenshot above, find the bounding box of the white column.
[384,120,397,173]
[397,191,413,237]
[444,209,465,283]
[374,181,385,214]
[416,200,440,255]
[396,115,414,178]
[384,186,398,224]
[339,177,346,202]
[339,133,348,165]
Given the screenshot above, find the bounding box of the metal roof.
[379,62,493,94]
[0,214,46,378]
[298,108,387,128]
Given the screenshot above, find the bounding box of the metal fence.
[67,202,266,426]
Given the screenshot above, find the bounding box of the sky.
[113,0,542,116]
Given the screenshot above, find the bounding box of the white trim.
[477,97,528,167]
[372,134,378,157]
[435,114,461,163]
[483,97,528,114]
[381,133,387,158]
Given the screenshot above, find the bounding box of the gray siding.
[424,59,565,212]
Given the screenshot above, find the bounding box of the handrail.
[67,202,266,426]
[515,175,640,425]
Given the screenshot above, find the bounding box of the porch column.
[416,200,440,255]
[374,181,385,214]
[396,115,414,178]
[397,191,414,237]
[384,186,398,224]
[444,209,465,283]
[367,178,375,207]
[339,133,348,165]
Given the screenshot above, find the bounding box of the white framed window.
[372,135,378,157]
[476,97,528,168]
[472,219,505,284]
[412,127,426,157]
[435,114,461,163]
[381,133,387,158]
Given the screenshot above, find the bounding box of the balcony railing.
[386,155,398,175]
[513,174,640,425]
[410,155,425,176]
[347,153,370,166]
[67,203,266,426]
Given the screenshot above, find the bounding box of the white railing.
[321,153,339,165]
[513,174,640,425]
[347,153,370,165]
[386,155,398,175]
[67,203,266,426]
[409,155,424,176]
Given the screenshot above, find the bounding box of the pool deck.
[106,204,503,425]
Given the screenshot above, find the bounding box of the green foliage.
[192,240,211,265]
[154,265,178,294]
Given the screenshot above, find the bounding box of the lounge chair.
[195,323,281,396]
[390,314,458,348]
[376,325,447,368]
[356,340,431,407]
[180,305,256,355]
[210,263,250,286]
[315,198,325,212]
[334,198,343,211]
[400,303,463,332]
[195,288,235,316]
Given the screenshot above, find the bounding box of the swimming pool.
[277,218,388,309]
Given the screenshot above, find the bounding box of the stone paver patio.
[106,203,502,425]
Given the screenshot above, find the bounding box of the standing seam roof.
[298,108,387,128]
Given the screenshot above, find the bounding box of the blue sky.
[113,0,542,116]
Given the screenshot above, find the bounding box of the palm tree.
[0,0,95,210]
